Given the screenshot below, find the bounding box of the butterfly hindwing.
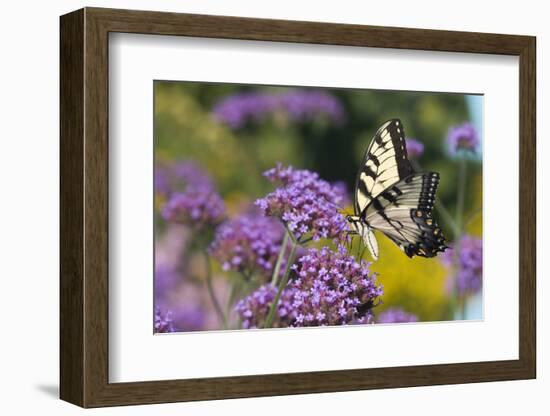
[365,172,447,258]
[354,119,413,217]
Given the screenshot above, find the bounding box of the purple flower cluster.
[376,308,418,324]
[155,160,213,197]
[162,190,225,228]
[442,235,483,296]
[405,138,425,158]
[209,212,285,278]
[255,164,348,242]
[160,161,225,229]
[279,90,345,124]
[287,246,383,326]
[170,305,207,332]
[446,122,480,156]
[235,246,383,328]
[213,90,344,129]
[212,93,277,129]
[154,307,175,333]
[154,166,172,196]
[154,264,179,302]
[234,284,282,329]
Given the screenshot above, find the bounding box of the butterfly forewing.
[354,119,412,218]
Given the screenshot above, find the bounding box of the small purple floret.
[209,212,285,278]
[161,188,225,228]
[154,307,175,333]
[442,235,483,296]
[405,138,425,158]
[446,122,480,155]
[159,161,225,229]
[376,308,418,324]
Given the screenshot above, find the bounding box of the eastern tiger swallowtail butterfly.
[347,119,448,260]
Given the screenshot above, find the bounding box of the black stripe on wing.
[366,172,448,258]
[354,119,413,217]
[381,119,413,180]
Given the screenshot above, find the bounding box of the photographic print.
[154,81,483,333]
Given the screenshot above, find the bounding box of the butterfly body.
[348,119,447,260]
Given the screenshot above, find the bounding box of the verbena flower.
[279,90,344,123]
[287,246,383,326]
[446,122,480,156]
[160,161,225,229]
[212,93,278,129]
[235,246,383,328]
[209,212,285,278]
[405,138,425,158]
[255,164,348,242]
[170,305,207,332]
[161,188,225,228]
[331,181,352,207]
[154,307,175,333]
[376,308,418,324]
[442,235,483,296]
[172,160,214,189]
[234,284,282,329]
[154,264,179,302]
[154,166,171,196]
[213,90,344,129]
[155,160,214,197]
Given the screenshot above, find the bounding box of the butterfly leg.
[359,244,367,260]
[343,229,357,253]
[357,227,368,261]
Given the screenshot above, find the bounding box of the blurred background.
[154,80,483,333]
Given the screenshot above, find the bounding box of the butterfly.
[346,119,448,260]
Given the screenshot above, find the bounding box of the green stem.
[455,158,467,238]
[203,252,227,329]
[452,158,467,320]
[264,230,298,329]
[435,195,460,239]
[270,231,289,285]
[464,208,482,230]
[225,280,241,329]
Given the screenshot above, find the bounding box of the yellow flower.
[367,236,450,321]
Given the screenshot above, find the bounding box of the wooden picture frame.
[60,7,536,408]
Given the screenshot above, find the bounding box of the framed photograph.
[60,7,536,407]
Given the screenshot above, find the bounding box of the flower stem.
[203,252,227,329]
[270,231,289,285]
[264,230,298,329]
[455,158,467,240]
[452,157,467,320]
[435,195,460,240]
[225,280,241,329]
[464,208,482,230]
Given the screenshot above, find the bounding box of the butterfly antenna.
[323,198,348,213]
